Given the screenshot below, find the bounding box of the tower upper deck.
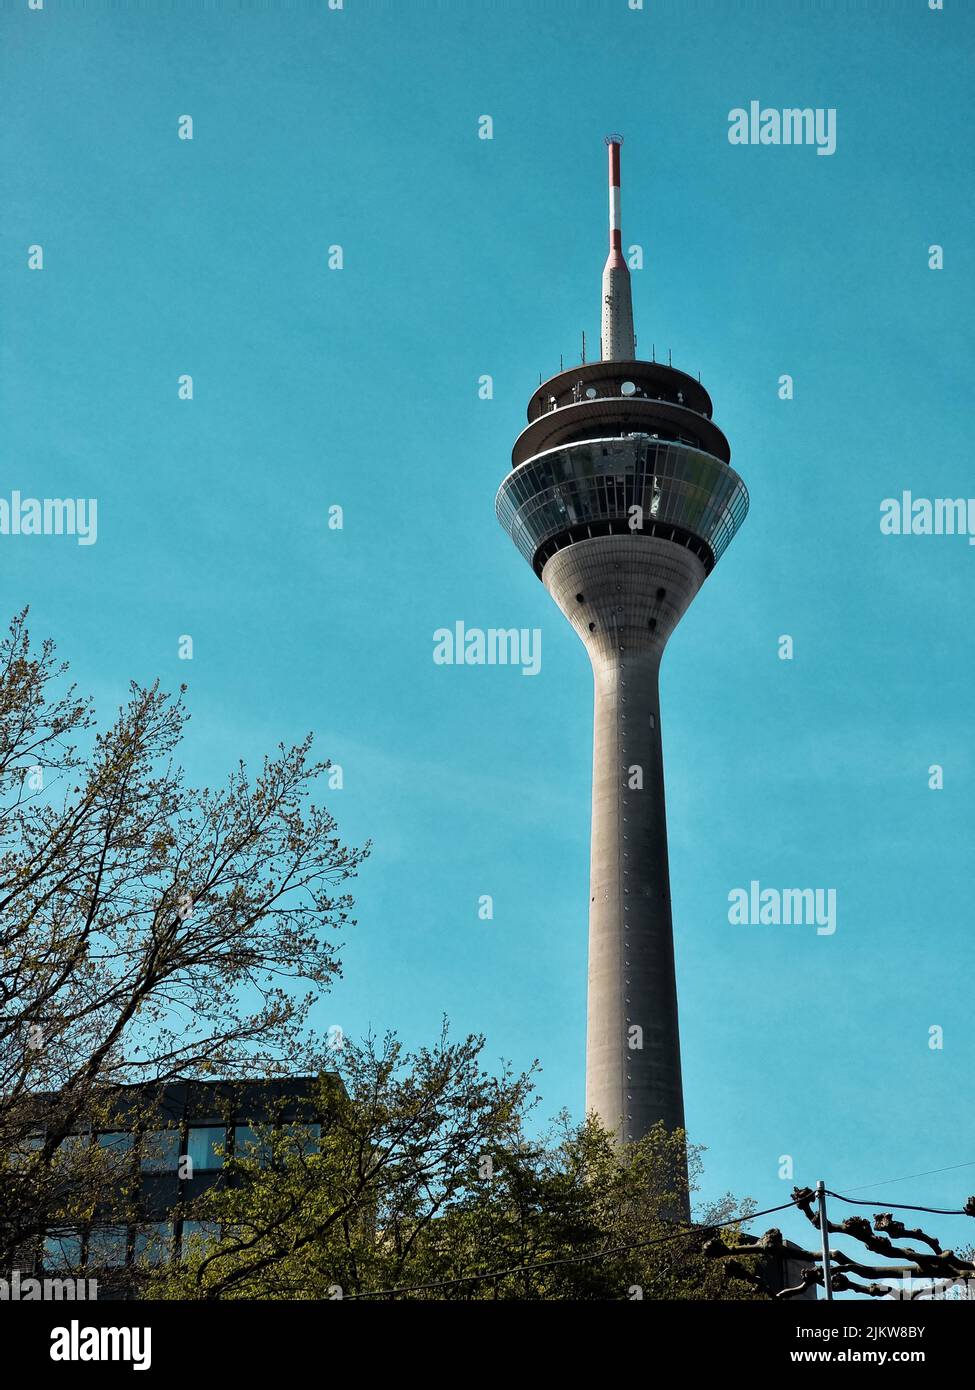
[512,359,731,468]
[498,135,748,585]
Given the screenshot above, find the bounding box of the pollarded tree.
[0,610,369,1266]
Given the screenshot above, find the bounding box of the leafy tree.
[149,1025,762,1302]
[0,610,369,1266]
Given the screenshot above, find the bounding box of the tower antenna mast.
[601,134,636,361]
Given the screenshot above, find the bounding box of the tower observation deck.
[496,136,748,1159]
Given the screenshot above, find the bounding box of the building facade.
[22,1077,328,1299]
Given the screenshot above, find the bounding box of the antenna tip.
[604,132,624,146]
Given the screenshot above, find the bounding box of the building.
[23,1076,329,1299]
[496,136,749,1155]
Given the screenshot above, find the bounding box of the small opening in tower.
[648,618,657,631]
[575,593,585,603]
[588,622,596,633]
[656,587,667,600]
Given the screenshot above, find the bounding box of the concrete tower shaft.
[542,536,706,1142]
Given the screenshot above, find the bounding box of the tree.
[0,610,369,1266]
[704,1187,975,1300]
[148,1023,763,1302]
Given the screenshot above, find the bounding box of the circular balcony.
[525,360,714,423]
[512,395,731,467]
[496,436,749,578]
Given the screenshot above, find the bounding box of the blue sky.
[4,0,974,1266]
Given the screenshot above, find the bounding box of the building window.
[43,1230,82,1272]
[97,1131,135,1171]
[140,1129,181,1173]
[279,1122,322,1158]
[134,1222,174,1267]
[12,1131,45,1165]
[187,1126,226,1172]
[97,1131,134,1153]
[233,1125,269,1167]
[87,1226,129,1269]
[59,1132,91,1157]
[179,1221,220,1260]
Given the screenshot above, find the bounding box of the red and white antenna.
[600,133,636,362]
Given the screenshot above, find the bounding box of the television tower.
[496,135,749,1149]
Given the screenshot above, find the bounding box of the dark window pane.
[233,1125,269,1166]
[12,1131,44,1165]
[187,1127,225,1172]
[280,1122,321,1156]
[141,1130,181,1173]
[179,1221,219,1260]
[87,1226,129,1269]
[134,1222,173,1267]
[97,1131,134,1153]
[43,1231,82,1271]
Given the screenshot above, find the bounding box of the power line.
[340,1197,803,1300]
[835,1160,975,1195]
[826,1190,972,1218]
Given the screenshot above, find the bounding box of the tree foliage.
[149,1025,762,1302]
[0,611,369,1265]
